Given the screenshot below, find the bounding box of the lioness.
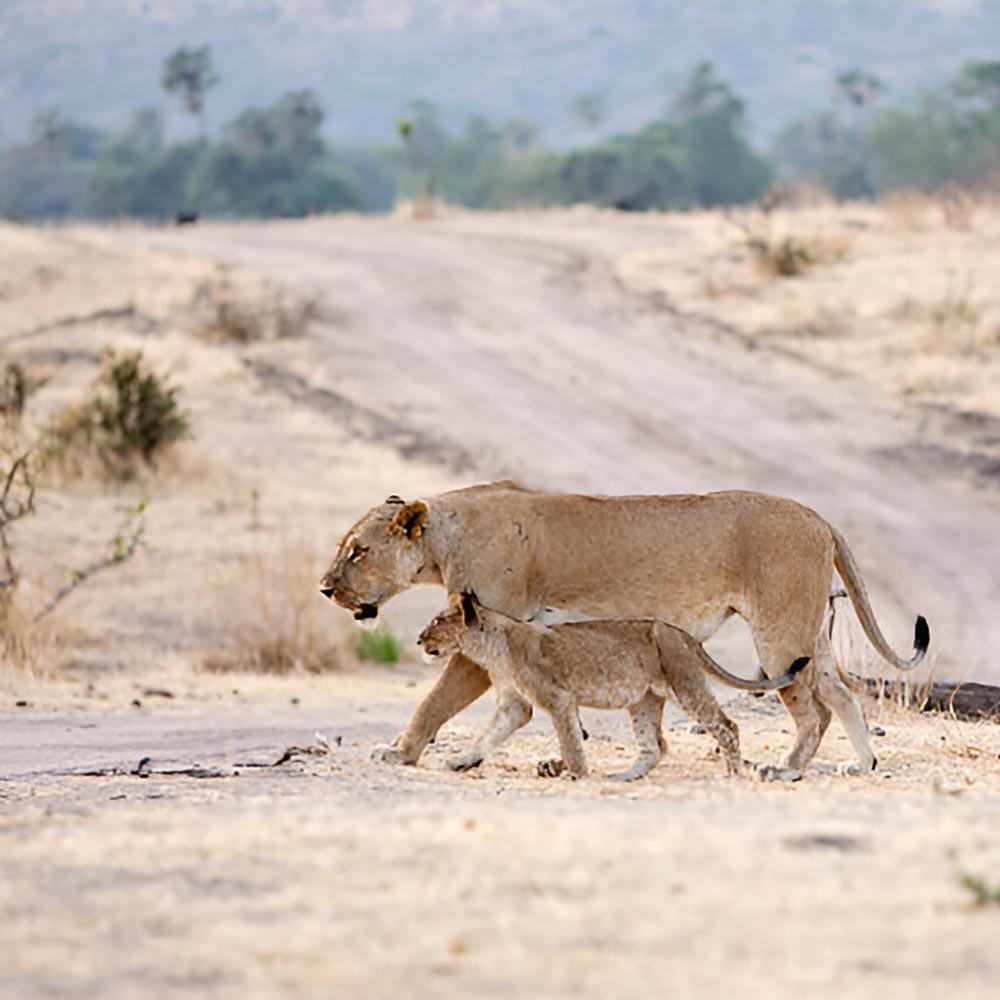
[418,593,810,780]
[320,482,928,775]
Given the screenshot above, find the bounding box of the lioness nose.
[319,586,335,599]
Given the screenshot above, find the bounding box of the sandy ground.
[2,208,1000,998]
[2,669,1000,1000]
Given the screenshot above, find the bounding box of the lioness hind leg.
[607,692,665,781]
[776,681,831,772]
[754,634,831,772]
[450,687,532,771]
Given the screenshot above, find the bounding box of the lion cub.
[417,593,809,780]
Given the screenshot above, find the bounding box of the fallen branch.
[856,675,1000,722]
[271,731,334,766]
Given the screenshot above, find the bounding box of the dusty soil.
[3,669,1000,1000]
[2,207,1000,998]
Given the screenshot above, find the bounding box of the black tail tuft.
[788,656,811,676]
[914,615,930,653]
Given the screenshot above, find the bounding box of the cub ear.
[460,591,479,627]
[388,500,428,540]
[384,494,404,505]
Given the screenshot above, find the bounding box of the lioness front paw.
[370,744,412,765]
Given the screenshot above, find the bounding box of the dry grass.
[616,195,1000,415]
[191,273,324,344]
[202,536,347,674]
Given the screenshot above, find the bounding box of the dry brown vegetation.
[191,271,325,343]
[0,220,457,689]
[617,191,1000,416]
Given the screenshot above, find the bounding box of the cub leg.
[607,692,666,781]
[540,692,590,778]
[668,670,742,777]
[450,686,532,772]
[373,652,491,765]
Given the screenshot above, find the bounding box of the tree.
[954,60,1000,108]
[669,62,744,122]
[570,90,607,132]
[0,112,96,218]
[835,69,885,109]
[668,63,771,206]
[186,90,361,217]
[161,46,219,139]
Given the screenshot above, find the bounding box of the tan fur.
[320,481,928,774]
[419,597,805,780]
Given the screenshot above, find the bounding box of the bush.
[194,278,323,343]
[45,350,191,478]
[355,626,403,664]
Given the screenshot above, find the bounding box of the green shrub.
[45,350,191,478]
[355,626,403,665]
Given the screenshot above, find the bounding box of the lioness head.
[319,496,429,621]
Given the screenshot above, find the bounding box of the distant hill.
[3,0,999,147]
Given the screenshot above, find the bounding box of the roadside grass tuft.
[355,625,403,665]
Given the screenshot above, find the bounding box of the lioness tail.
[831,527,929,671]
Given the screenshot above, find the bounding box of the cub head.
[318,496,429,621]
[416,592,482,659]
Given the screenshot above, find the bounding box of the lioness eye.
[347,544,369,564]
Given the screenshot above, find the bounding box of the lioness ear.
[460,591,479,626]
[384,495,404,505]
[388,500,428,540]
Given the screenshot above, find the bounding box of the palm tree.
[162,46,219,140]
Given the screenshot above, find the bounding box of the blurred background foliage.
[2,51,999,222]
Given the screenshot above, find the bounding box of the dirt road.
[123,210,1000,682]
[3,670,1000,1000]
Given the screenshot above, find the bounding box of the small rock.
[690,724,707,734]
[14,700,28,708]
[871,726,886,737]
[537,758,565,778]
[130,698,142,708]
[290,697,300,706]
